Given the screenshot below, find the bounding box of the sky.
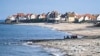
[0,0,100,20]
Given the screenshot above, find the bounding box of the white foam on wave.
[22,42,41,48]
[44,47,67,56]
[22,42,68,56]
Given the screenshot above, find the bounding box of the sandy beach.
[17,23,100,56]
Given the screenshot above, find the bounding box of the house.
[54,14,61,23]
[84,14,92,22]
[46,12,53,21]
[5,15,17,23]
[60,14,66,20]
[90,15,97,23]
[78,16,84,23]
[30,14,37,19]
[38,13,46,19]
[36,13,46,22]
[25,13,37,20]
[15,13,27,23]
[96,15,100,22]
[67,12,76,23]
[75,15,84,23]
[26,14,31,20]
[41,13,47,22]
[17,13,26,21]
[60,13,68,23]
[5,16,12,24]
[46,12,54,21]
[9,15,16,21]
[25,13,37,23]
[46,11,61,23]
[30,13,46,22]
[84,16,90,21]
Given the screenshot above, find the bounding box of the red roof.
[17,13,25,17]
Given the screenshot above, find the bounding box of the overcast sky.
[0,0,100,20]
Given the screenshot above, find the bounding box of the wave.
[44,47,67,56]
[23,42,68,56]
[22,42,42,48]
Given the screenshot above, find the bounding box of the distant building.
[5,15,17,23]
[17,13,26,21]
[46,11,61,23]
[84,14,92,22]
[97,15,100,22]
[78,16,84,23]
[38,13,46,19]
[26,14,31,20]
[67,12,76,23]
[5,16,12,24]
[10,15,16,21]
[30,14,37,19]
[60,14,67,23]
[5,11,100,24]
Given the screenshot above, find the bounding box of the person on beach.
[64,35,77,39]
[71,35,77,39]
[64,35,70,39]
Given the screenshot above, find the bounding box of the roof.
[17,13,25,17]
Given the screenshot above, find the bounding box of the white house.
[54,14,61,21]
[17,13,26,20]
[60,14,66,21]
[30,14,37,19]
[38,15,44,19]
[38,13,46,19]
[9,16,16,21]
[97,15,100,21]
[5,15,16,23]
[18,17,26,20]
[26,14,31,20]
[46,11,61,23]
[78,16,84,22]
[60,18,66,21]
[84,16,90,21]
[67,12,76,23]
[68,17,75,22]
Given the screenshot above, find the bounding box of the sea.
[0,20,68,56]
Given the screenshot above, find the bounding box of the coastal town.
[4,11,100,56]
[5,11,100,25]
[1,0,100,56]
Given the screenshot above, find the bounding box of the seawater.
[0,24,67,56]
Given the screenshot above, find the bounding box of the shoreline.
[15,23,100,56]
[15,23,100,38]
[1,22,100,56]
[23,41,68,56]
[24,38,100,56]
[32,39,100,56]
